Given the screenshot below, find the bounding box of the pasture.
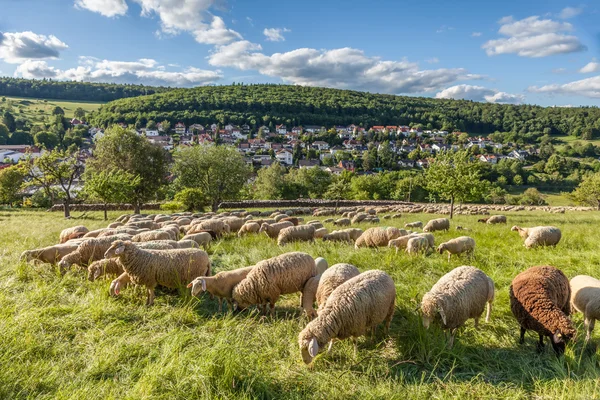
[1,209,600,399]
[0,96,103,121]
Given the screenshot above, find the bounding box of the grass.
[1,96,103,122]
[552,135,600,149]
[1,209,600,399]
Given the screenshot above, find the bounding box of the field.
[1,209,600,399]
[1,96,103,122]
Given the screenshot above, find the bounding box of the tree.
[0,166,24,206]
[74,107,86,120]
[0,123,9,145]
[173,145,251,211]
[174,188,206,212]
[34,131,60,149]
[147,120,157,130]
[21,147,83,218]
[83,169,140,220]
[569,173,600,210]
[378,141,396,170]
[160,120,171,133]
[425,150,485,218]
[2,111,16,132]
[87,126,167,214]
[253,162,289,200]
[51,106,64,116]
[324,177,351,209]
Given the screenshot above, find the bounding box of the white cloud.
[14,57,222,87]
[209,42,482,94]
[552,67,567,73]
[192,16,242,45]
[0,31,68,64]
[483,16,586,57]
[426,57,439,64]
[471,32,482,37]
[558,6,583,19]
[435,84,524,104]
[580,60,600,73]
[436,25,454,33]
[263,28,290,42]
[528,76,600,98]
[74,0,128,17]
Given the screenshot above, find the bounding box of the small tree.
[569,172,600,210]
[0,166,24,207]
[51,106,65,116]
[83,169,140,220]
[74,107,86,120]
[174,188,206,212]
[324,177,352,210]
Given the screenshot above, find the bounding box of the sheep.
[105,240,210,306]
[188,219,229,237]
[388,234,419,253]
[20,243,80,265]
[298,270,395,364]
[456,226,471,231]
[222,217,245,232]
[314,257,328,275]
[406,236,429,255]
[351,213,368,224]
[570,275,600,342]
[258,221,294,239]
[237,222,260,237]
[338,228,364,241]
[333,218,351,227]
[477,218,489,223]
[404,221,423,229]
[277,225,316,246]
[125,220,159,230]
[181,232,212,249]
[83,228,107,238]
[132,230,172,243]
[509,266,576,354]
[511,226,561,249]
[322,231,352,243]
[231,252,316,315]
[313,227,328,239]
[158,225,180,240]
[188,266,254,312]
[486,215,507,224]
[280,217,300,226]
[175,240,200,249]
[107,222,124,229]
[437,236,476,262]
[423,218,450,233]
[57,234,132,271]
[307,221,324,230]
[87,258,124,281]
[59,226,89,243]
[421,266,494,348]
[354,227,402,248]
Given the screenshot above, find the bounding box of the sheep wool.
[298,270,395,364]
[259,221,294,239]
[58,234,131,270]
[404,221,423,229]
[313,227,328,239]
[570,275,600,342]
[437,236,475,262]
[322,231,352,243]
[188,266,254,312]
[316,263,361,309]
[277,225,316,246]
[338,228,364,241]
[486,215,507,224]
[421,266,494,348]
[511,226,561,249]
[423,218,450,233]
[87,258,124,281]
[333,218,351,227]
[132,231,172,242]
[59,226,89,243]
[314,257,328,275]
[237,222,260,237]
[406,236,429,255]
[509,266,576,354]
[182,232,212,249]
[20,243,80,265]
[355,227,402,248]
[188,219,229,237]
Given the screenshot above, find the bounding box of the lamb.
[423,218,450,233]
[387,234,419,254]
[354,227,402,248]
[20,243,80,265]
[59,226,89,243]
[313,227,328,239]
[105,240,210,306]
[181,232,212,249]
[258,221,294,239]
[188,266,254,312]
[338,228,364,241]
[231,252,316,315]
[87,258,124,281]
[107,222,124,229]
[486,215,507,224]
[404,221,423,229]
[437,236,476,262]
[570,275,600,342]
[298,270,395,364]
[406,236,429,255]
[57,234,132,271]
[322,231,352,243]
[277,225,316,246]
[131,230,172,242]
[237,222,260,237]
[422,268,493,348]
[509,266,576,354]
[333,218,351,227]
[511,226,561,249]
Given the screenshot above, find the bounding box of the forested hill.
[90,84,600,137]
[0,78,174,102]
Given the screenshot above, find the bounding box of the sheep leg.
[146,287,155,306]
[447,253,451,262]
[519,327,526,344]
[327,339,335,353]
[269,299,276,317]
[217,298,222,313]
[352,337,358,357]
[585,318,595,342]
[474,318,479,330]
[485,301,492,323]
[537,334,545,352]
[448,329,456,349]
[110,273,130,296]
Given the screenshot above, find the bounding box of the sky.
[0,0,599,107]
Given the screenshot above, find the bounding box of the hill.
[89,84,600,137]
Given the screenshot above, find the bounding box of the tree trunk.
[103,203,108,221]
[64,198,71,219]
[134,202,141,214]
[597,199,600,211]
[450,195,454,219]
[212,199,219,213]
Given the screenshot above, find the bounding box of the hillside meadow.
[1,209,600,399]
[1,96,103,121]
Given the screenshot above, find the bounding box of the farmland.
[0,96,103,123]
[1,209,600,399]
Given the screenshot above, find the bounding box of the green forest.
[90,84,600,138]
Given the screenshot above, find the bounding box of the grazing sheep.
[313,227,328,239]
[136,241,176,250]
[175,240,200,249]
[323,231,353,244]
[188,266,254,312]
[281,217,300,226]
[232,252,316,315]
[421,266,494,348]
[87,258,124,281]
[59,226,89,243]
[486,215,507,224]
[181,232,212,249]
[323,218,335,223]
[307,221,324,230]
[302,263,361,319]
[237,222,260,237]
[570,275,600,342]
[437,236,476,262]
[126,220,159,230]
[222,217,245,232]
[57,234,131,271]
[298,270,395,364]
[338,228,364,242]
[355,227,402,248]
[423,218,450,233]
[259,221,294,239]
[278,225,316,246]
[314,257,328,275]
[333,218,351,227]
[132,230,172,242]
[105,240,210,306]
[188,219,229,237]
[406,236,429,255]
[404,221,423,229]
[20,243,79,265]
[477,218,489,223]
[511,226,561,249]
[158,225,180,240]
[387,234,419,254]
[351,213,368,224]
[510,266,576,354]
[456,226,471,231]
[83,228,107,238]
[107,222,124,229]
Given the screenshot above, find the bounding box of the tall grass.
[1,209,599,399]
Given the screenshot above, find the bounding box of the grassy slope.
[1,209,600,399]
[1,96,103,122]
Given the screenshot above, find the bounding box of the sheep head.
[510,225,520,232]
[300,337,320,364]
[87,264,102,282]
[421,296,447,328]
[187,277,208,297]
[20,250,33,262]
[436,244,446,255]
[104,240,129,258]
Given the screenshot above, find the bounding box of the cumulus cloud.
[0,31,68,63]
[192,16,242,45]
[580,60,600,73]
[558,6,583,19]
[74,0,128,17]
[435,84,525,104]
[263,28,290,42]
[529,76,600,98]
[482,16,586,57]
[14,57,222,87]
[208,42,482,94]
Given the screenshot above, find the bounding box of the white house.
[175,122,186,134]
[276,124,287,135]
[275,149,293,165]
[312,141,329,151]
[145,129,159,137]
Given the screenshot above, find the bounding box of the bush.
[26,189,57,209]
[160,201,183,212]
[174,188,206,212]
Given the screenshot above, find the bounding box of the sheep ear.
[308,337,319,358]
[94,269,101,279]
[115,246,125,255]
[232,301,239,311]
[553,331,563,343]
[201,279,206,292]
[438,307,447,325]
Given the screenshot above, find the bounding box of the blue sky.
[0,0,598,106]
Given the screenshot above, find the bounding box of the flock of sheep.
[18,208,600,363]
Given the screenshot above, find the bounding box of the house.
[371,126,385,132]
[188,124,205,133]
[89,128,104,141]
[241,124,251,133]
[174,122,186,134]
[210,123,218,132]
[0,145,42,163]
[479,154,498,164]
[276,124,287,134]
[252,155,272,163]
[224,124,235,132]
[319,150,333,161]
[397,159,415,168]
[70,118,85,126]
[339,160,355,172]
[238,142,251,152]
[259,125,270,134]
[248,138,266,149]
[299,159,320,169]
[291,126,302,134]
[432,143,451,152]
[334,125,346,132]
[260,159,274,167]
[197,134,214,146]
[312,141,329,151]
[324,166,344,175]
[231,128,247,140]
[285,132,299,141]
[275,149,293,165]
[330,145,345,155]
[509,150,529,161]
[179,135,194,145]
[304,125,323,134]
[144,129,159,137]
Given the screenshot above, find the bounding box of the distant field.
[553,135,600,148]
[1,96,103,122]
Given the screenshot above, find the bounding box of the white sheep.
[338,228,364,242]
[237,222,260,237]
[423,218,450,233]
[404,221,423,229]
[20,243,80,265]
[387,234,419,253]
[258,221,294,239]
[313,227,329,239]
[406,236,429,255]
[355,227,402,248]
[421,266,494,348]
[131,230,172,242]
[59,226,89,243]
[570,275,600,342]
[314,257,328,275]
[511,226,561,249]
[322,231,353,244]
[437,236,475,262]
[181,232,212,249]
[277,225,316,246]
[188,266,254,312]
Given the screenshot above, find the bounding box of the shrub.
[160,201,182,212]
[174,188,206,212]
